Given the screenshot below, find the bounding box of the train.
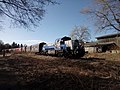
[31,36,85,58]
[5,36,85,58]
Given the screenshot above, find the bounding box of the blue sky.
[0,0,114,45]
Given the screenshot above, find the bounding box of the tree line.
[0,40,23,52]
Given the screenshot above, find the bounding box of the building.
[96,33,120,53]
[84,33,120,53]
[84,42,97,53]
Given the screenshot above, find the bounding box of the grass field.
[0,53,120,90]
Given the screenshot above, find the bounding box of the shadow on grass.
[0,56,11,59]
[80,57,105,61]
[0,54,119,90]
[0,72,120,90]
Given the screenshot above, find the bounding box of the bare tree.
[4,43,11,49]
[70,25,91,42]
[0,0,57,29]
[81,0,120,32]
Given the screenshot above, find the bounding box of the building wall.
[116,37,120,46]
[97,36,120,46]
[85,47,97,53]
[111,50,120,53]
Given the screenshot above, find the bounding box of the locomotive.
[37,36,85,58]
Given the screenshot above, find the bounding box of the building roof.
[84,42,97,47]
[84,41,116,47]
[96,33,120,39]
[97,42,115,46]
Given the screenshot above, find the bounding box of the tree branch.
[103,0,120,26]
[95,10,120,31]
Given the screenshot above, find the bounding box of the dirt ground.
[0,52,120,90]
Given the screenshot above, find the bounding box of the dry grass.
[0,52,120,90]
[83,53,120,61]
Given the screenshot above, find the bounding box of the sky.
[0,0,115,45]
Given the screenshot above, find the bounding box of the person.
[30,45,32,52]
[24,44,27,52]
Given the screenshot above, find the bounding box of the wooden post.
[3,49,5,57]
